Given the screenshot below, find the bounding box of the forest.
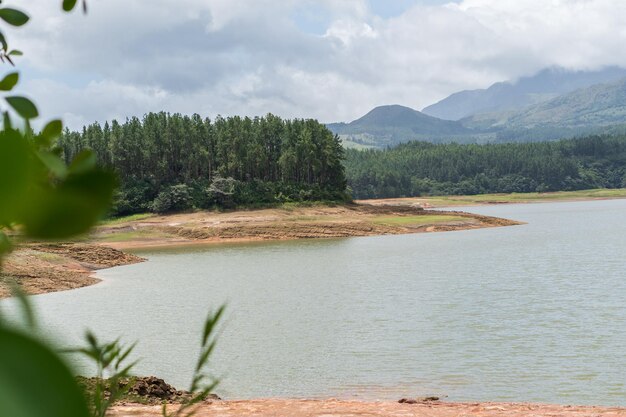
[58,112,347,215]
[344,135,626,199]
[58,113,626,212]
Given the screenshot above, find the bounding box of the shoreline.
[3,190,625,298]
[7,190,626,298]
[1,203,519,298]
[357,188,626,208]
[111,399,626,416]
[104,208,521,252]
[0,243,144,298]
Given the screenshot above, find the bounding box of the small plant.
[0,3,224,416]
[66,333,138,417]
[162,306,225,417]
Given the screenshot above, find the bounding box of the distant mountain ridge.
[464,77,626,130]
[328,67,626,148]
[422,66,626,121]
[327,105,470,148]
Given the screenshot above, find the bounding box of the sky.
[7,0,626,129]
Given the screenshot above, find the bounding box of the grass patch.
[94,228,171,243]
[372,215,468,226]
[417,188,626,207]
[101,213,154,226]
[34,252,66,264]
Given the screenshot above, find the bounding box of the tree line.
[58,112,347,214]
[344,135,626,199]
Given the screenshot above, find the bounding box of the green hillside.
[423,66,626,121]
[465,77,626,131]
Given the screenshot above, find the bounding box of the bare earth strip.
[111,399,626,417]
[359,188,626,208]
[0,243,144,298]
[94,204,520,251]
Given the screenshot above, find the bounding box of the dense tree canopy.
[345,135,626,199]
[58,112,348,214]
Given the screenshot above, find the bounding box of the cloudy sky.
[7,0,626,128]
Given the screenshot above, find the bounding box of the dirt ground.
[94,204,520,250]
[111,399,626,417]
[0,243,144,298]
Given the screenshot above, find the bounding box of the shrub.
[206,176,239,208]
[150,184,193,214]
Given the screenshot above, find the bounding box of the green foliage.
[0,8,29,27]
[151,184,193,214]
[0,290,90,417]
[0,71,18,90]
[0,326,90,417]
[345,135,626,199]
[58,112,348,214]
[206,176,239,208]
[0,3,122,417]
[63,0,79,12]
[65,333,137,417]
[41,119,64,144]
[0,125,115,240]
[5,95,38,118]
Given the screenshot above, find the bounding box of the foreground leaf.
[38,119,64,147]
[0,72,18,91]
[63,0,78,12]
[37,151,68,178]
[0,327,90,417]
[69,150,97,174]
[22,170,116,239]
[0,130,32,224]
[0,8,29,26]
[6,96,39,119]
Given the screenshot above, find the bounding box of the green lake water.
[6,199,626,404]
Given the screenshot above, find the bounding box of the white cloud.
[6,0,626,128]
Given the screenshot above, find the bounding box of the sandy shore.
[111,399,626,417]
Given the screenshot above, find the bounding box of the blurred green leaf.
[6,96,39,119]
[63,0,78,12]
[0,8,29,26]
[37,151,68,179]
[0,130,32,224]
[0,327,90,417]
[8,49,23,56]
[3,110,12,129]
[0,32,7,51]
[40,119,63,145]
[0,72,18,91]
[69,150,96,174]
[22,170,116,239]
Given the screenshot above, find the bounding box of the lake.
[5,199,626,404]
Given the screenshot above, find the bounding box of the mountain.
[327,105,471,148]
[422,66,626,121]
[464,77,626,131]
